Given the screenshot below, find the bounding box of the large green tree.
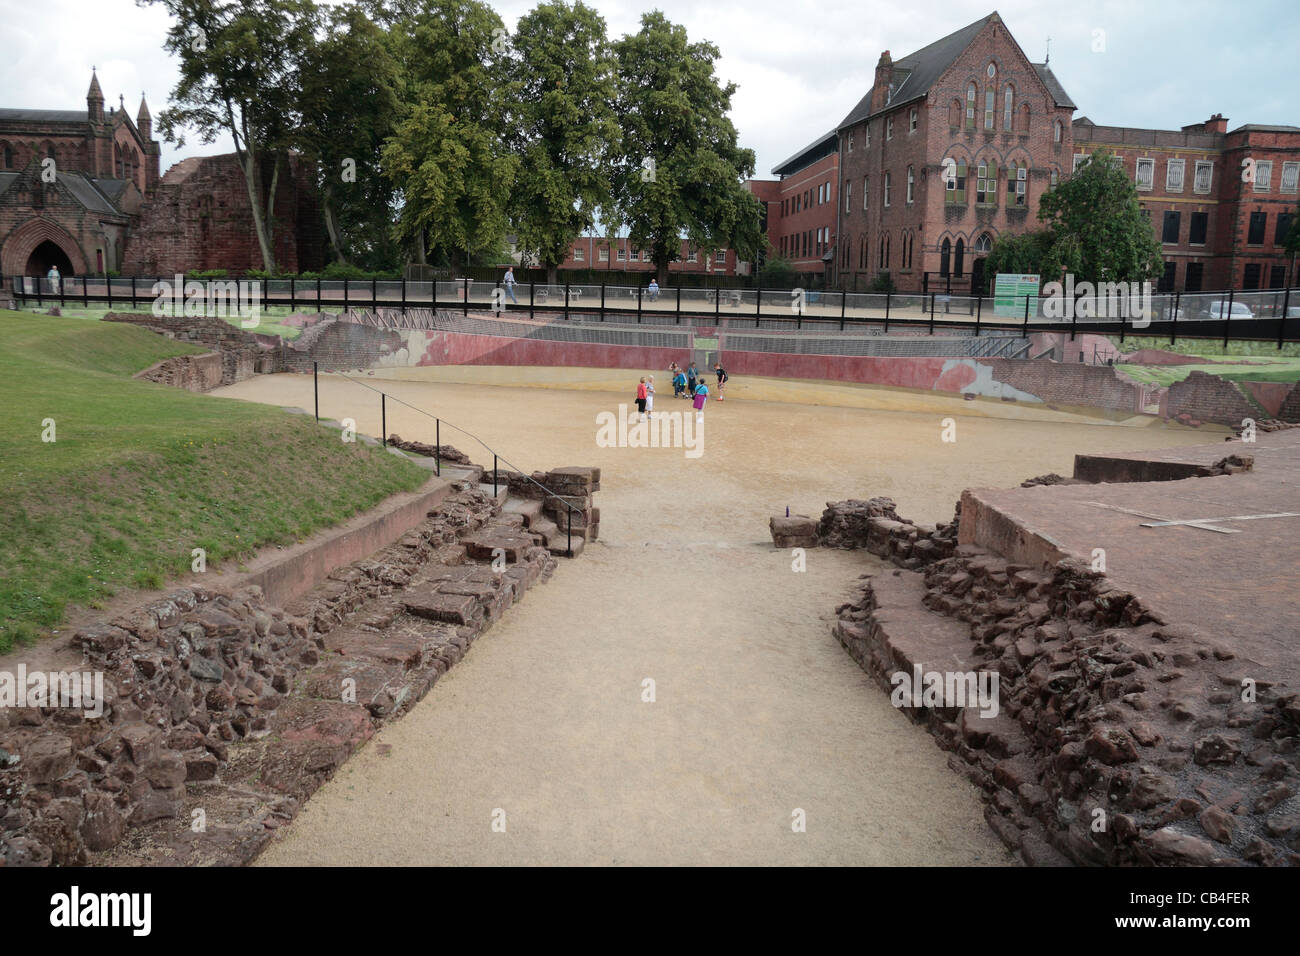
[504,1,619,285]
[297,1,403,269]
[984,229,1053,277]
[380,0,518,277]
[610,11,763,285]
[146,0,319,272]
[1035,149,1164,283]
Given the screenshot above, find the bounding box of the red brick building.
[1,71,324,285]
[746,131,840,281]
[0,72,159,282]
[1073,116,1300,292]
[833,12,1076,294]
[825,11,1299,295]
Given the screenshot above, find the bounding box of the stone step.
[548,533,585,557]
[836,569,977,686]
[501,496,544,527]
[529,516,559,546]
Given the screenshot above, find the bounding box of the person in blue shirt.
[692,378,709,423]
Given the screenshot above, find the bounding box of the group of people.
[632,361,728,423]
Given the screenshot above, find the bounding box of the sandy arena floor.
[209,367,1216,865]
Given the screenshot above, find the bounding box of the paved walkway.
[214,371,1212,865]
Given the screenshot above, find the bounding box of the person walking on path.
[692,378,709,423]
[648,278,659,301]
[503,267,518,304]
[713,363,729,402]
[645,375,655,417]
[47,265,61,295]
[635,377,648,422]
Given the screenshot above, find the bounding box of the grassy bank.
[0,311,426,651]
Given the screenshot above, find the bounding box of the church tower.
[87,70,104,124]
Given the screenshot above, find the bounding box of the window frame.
[1166,158,1185,193]
[1135,158,1155,191]
[1254,160,1273,192]
[1194,160,1213,194]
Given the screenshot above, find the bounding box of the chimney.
[86,70,104,123]
[874,51,894,113]
[1205,113,1228,134]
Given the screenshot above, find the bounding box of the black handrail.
[330,370,582,556]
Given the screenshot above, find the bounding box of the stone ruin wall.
[773,492,1300,867]
[0,464,601,867]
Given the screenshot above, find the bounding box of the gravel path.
[211,369,1208,865]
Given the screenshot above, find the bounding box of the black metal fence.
[9,274,1299,347]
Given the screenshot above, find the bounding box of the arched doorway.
[940,238,951,277]
[25,240,75,278]
[954,237,965,277]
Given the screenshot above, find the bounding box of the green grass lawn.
[0,310,426,651]
[30,305,306,341]
[1116,359,1300,389]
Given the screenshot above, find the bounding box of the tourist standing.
[686,362,698,398]
[714,362,729,402]
[692,378,709,423]
[648,278,659,301]
[635,376,648,422]
[503,266,518,304]
[47,265,61,295]
[646,375,655,417]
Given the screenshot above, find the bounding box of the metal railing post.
[529,281,535,320]
[1223,288,1235,348]
[313,362,319,421]
[106,274,112,310]
[1171,292,1180,346]
[371,277,377,311]
[884,292,891,333]
[676,286,681,324]
[637,286,642,322]
[1070,290,1078,341]
[975,291,982,335]
[1281,286,1292,350]
[929,293,936,334]
[435,419,441,477]
[82,274,88,308]
[755,287,762,321]
[840,289,846,329]
[343,278,349,312]
[317,276,322,311]
[1023,294,1031,336]
[130,276,136,309]
[715,284,720,321]
[290,276,295,312]
[564,282,570,321]
[381,394,386,447]
[493,454,498,497]
[600,280,605,317]
[567,508,573,558]
[463,277,469,316]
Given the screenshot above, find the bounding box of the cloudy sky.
[1,0,1294,179]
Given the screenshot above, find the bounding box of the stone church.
[0,72,324,289]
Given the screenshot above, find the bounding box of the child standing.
[692,378,709,423]
[645,375,655,417]
[714,363,729,402]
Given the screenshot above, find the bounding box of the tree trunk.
[240,148,277,274]
[448,248,461,281]
[322,195,347,264]
[414,228,427,265]
[546,262,559,286]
